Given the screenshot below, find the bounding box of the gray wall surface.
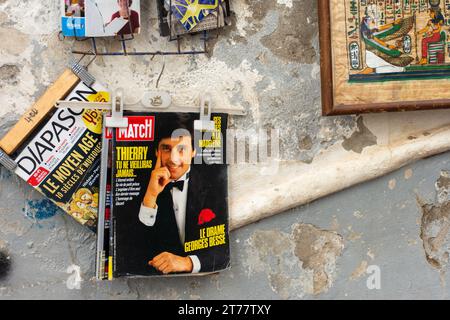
[1,148,450,299]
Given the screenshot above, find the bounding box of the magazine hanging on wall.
[97,110,230,278]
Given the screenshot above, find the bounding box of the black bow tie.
[167,180,185,192]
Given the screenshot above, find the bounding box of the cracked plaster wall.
[2,0,450,299]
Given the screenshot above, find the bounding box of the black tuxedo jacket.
[147,164,229,274]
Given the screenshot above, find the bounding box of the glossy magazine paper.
[13,82,109,230]
[102,111,230,278]
[61,0,141,37]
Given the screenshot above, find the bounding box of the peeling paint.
[298,135,313,151]
[366,249,375,261]
[419,199,450,273]
[292,224,344,295]
[330,216,340,231]
[350,260,368,280]
[418,171,450,275]
[0,210,28,237]
[0,27,30,55]
[260,0,317,64]
[405,168,413,180]
[245,224,344,297]
[435,171,450,204]
[388,179,397,190]
[342,117,377,154]
[24,199,61,221]
[347,226,363,242]
[0,64,20,86]
[0,11,8,25]
[277,0,293,8]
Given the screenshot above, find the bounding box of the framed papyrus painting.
[319,0,450,115]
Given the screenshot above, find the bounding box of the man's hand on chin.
[149,252,193,274]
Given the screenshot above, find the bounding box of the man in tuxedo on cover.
[138,114,229,275]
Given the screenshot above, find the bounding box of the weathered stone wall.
[2,0,450,299]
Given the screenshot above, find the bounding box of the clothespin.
[194,95,215,132]
[105,89,128,128]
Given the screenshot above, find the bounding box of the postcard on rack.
[100,111,230,278]
[61,0,141,37]
[172,0,219,31]
[157,0,230,37]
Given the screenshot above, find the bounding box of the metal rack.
[60,0,230,57]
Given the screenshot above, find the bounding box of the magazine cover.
[62,0,141,37]
[169,0,222,31]
[157,0,230,36]
[13,82,109,229]
[108,112,230,277]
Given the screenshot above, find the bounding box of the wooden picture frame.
[319,0,450,116]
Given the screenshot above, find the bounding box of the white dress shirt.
[139,169,201,273]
